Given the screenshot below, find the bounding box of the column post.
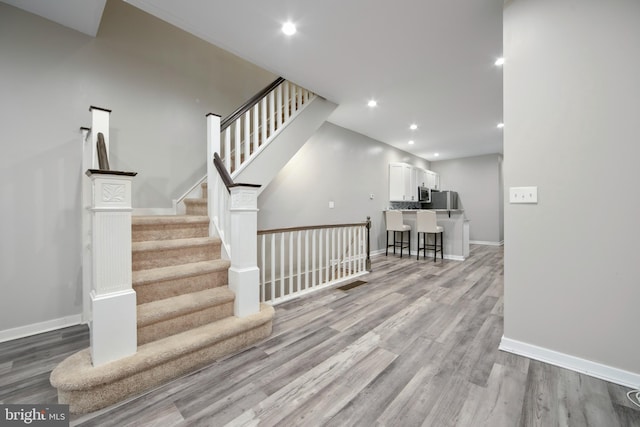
[228,184,261,317]
[87,170,137,367]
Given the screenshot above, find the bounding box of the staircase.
[50,183,274,414]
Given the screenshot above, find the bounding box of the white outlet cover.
[509,186,538,204]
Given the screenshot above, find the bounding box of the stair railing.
[82,106,138,366]
[257,218,372,305]
[206,78,316,316]
[219,77,315,177]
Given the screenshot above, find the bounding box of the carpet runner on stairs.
[50,186,274,414]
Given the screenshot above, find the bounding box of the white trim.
[372,249,465,261]
[499,336,640,389]
[470,240,504,246]
[0,314,83,343]
[175,175,207,205]
[132,207,176,216]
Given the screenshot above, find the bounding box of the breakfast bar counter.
[385,209,469,260]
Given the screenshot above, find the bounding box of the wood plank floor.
[1,245,639,426]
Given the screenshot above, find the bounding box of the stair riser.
[138,302,234,345]
[134,270,228,304]
[57,322,273,414]
[132,224,208,242]
[133,244,220,271]
[201,183,207,199]
[184,200,207,216]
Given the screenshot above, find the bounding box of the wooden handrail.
[258,220,369,235]
[213,152,261,193]
[213,152,234,193]
[220,77,286,132]
[97,132,110,170]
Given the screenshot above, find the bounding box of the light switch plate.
[329,201,335,209]
[509,186,538,204]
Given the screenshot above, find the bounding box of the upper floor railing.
[219,78,315,176]
[257,218,371,305]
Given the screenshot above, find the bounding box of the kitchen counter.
[385,209,469,260]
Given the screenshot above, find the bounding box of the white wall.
[431,154,503,243]
[504,0,640,380]
[0,1,275,335]
[258,122,430,252]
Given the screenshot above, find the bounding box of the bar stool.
[416,210,443,261]
[385,210,411,258]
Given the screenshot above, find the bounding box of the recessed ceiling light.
[434,153,440,157]
[497,122,504,129]
[409,124,418,130]
[282,22,296,36]
[367,100,377,107]
[495,57,505,66]
[408,140,415,145]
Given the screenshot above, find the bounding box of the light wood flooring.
[1,245,639,426]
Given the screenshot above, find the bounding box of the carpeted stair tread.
[132,215,209,225]
[137,287,235,327]
[132,260,229,287]
[50,304,274,391]
[184,198,207,215]
[132,236,219,252]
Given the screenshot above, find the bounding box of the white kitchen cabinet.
[413,167,428,189]
[425,170,440,190]
[389,162,415,201]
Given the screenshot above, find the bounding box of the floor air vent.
[337,280,367,291]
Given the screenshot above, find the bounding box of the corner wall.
[430,154,503,244]
[0,0,274,336]
[503,0,640,383]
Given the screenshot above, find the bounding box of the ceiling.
[5,0,504,161]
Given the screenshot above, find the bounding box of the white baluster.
[296,230,302,292]
[289,232,294,296]
[268,90,275,137]
[234,119,241,172]
[296,86,302,112]
[283,81,290,122]
[276,85,283,129]
[324,229,331,283]
[290,84,297,114]
[318,228,323,285]
[331,228,336,281]
[224,127,231,170]
[311,229,316,288]
[280,233,285,301]
[252,104,259,153]
[260,235,265,302]
[261,97,267,145]
[244,110,251,166]
[271,234,276,301]
[304,229,309,290]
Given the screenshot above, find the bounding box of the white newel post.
[206,113,221,238]
[228,185,261,317]
[87,170,137,366]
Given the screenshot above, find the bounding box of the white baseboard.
[132,207,176,216]
[0,314,83,343]
[373,249,465,261]
[470,240,504,246]
[500,336,640,389]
